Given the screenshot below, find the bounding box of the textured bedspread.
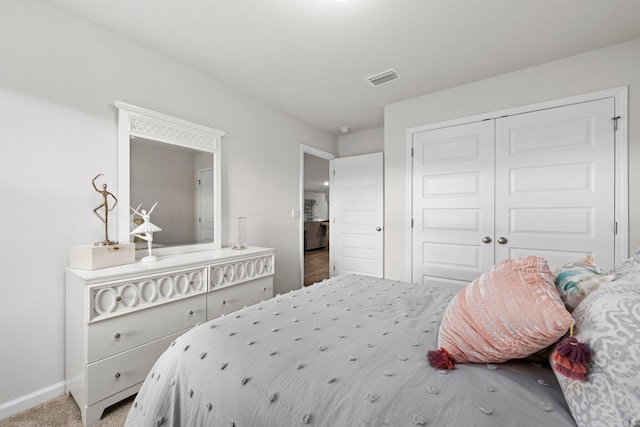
[126,275,576,426]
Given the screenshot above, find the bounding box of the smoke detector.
[365,68,401,87]
[339,126,350,134]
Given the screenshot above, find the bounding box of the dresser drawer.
[86,330,183,406]
[90,267,207,321]
[207,276,273,320]
[88,294,205,363]
[209,254,274,291]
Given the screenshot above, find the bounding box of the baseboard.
[0,381,66,420]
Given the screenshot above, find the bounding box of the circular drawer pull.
[222,300,226,305]
[115,296,122,302]
[189,310,194,315]
[189,281,194,285]
[114,333,121,340]
[114,372,121,379]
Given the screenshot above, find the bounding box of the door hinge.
[197,179,201,185]
[333,169,336,176]
[612,116,621,131]
[411,218,414,228]
[411,147,414,157]
[614,221,618,235]
[333,265,336,272]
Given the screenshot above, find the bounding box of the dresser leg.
[84,404,105,427]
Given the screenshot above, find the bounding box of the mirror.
[115,101,224,257]
[130,137,214,246]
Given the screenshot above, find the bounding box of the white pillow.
[553,256,616,311]
[551,272,640,427]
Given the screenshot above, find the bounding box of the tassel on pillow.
[427,347,456,370]
[552,323,591,381]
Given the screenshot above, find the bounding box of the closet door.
[494,98,616,270]
[411,97,617,287]
[412,121,495,287]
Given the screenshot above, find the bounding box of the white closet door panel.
[507,118,594,154]
[510,163,594,193]
[412,121,494,287]
[509,207,593,235]
[495,98,616,269]
[423,173,481,196]
[422,209,480,231]
[420,242,480,267]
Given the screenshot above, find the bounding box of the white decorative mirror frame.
[114,101,224,257]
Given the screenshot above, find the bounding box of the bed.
[125,256,640,427]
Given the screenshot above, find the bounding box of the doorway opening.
[300,145,335,287]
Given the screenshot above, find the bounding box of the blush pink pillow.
[438,256,573,363]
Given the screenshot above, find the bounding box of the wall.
[384,38,640,281]
[0,0,336,414]
[338,127,384,157]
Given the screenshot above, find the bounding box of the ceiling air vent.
[366,68,401,87]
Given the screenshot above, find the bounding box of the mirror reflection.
[130,136,214,249]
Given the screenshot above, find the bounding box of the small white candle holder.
[231,217,247,250]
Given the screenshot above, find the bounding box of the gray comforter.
[126,275,576,426]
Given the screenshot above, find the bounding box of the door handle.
[497,237,508,244]
[376,227,382,232]
[482,236,492,244]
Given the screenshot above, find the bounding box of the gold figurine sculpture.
[92,173,118,246]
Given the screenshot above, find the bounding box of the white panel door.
[197,168,214,242]
[411,97,617,286]
[412,121,495,287]
[494,98,616,270]
[330,153,384,277]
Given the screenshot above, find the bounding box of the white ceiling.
[46,0,640,134]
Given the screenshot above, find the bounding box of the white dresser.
[65,246,274,426]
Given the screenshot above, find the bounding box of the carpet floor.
[0,394,133,427]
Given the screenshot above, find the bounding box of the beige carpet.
[0,394,133,427]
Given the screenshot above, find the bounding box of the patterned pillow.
[553,256,616,311]
[551,263,640,427]
[438,256,573,363]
